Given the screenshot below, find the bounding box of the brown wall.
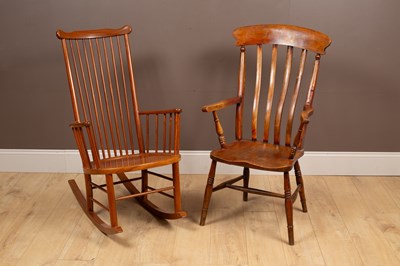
[1,0,399,152]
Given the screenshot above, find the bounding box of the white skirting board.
[0,149,399,176]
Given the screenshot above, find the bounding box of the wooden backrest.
[56,26,164,160]
[232,24,331,147]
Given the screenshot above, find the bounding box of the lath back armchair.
[199,24,331,245]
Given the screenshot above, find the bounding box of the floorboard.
[0,173,399,265]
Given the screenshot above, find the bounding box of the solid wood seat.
[199,24,331,245]
[85,153,180,174]
[56,25,186,234]
[211,140,303,172]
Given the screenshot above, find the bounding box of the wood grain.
[1,173,400,265]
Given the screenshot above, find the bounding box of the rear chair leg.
[284,172,294,245]
[243,167,249,201]
[294,161,307,212]
[200,160,217,226]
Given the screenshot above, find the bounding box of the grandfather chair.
[56,25,186,234]
[199,24,331,245]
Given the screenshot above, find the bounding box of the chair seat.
[210,140,304,172]
[84,153,181,174]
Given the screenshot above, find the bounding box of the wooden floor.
[0,172,399,265]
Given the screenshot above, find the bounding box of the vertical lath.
[235,47,246,141]
[263,44,278,142]
[251,45,263,140]
[306,54,321,106]
[274,46,293,144]
[286,49,307,146]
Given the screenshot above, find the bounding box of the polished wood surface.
[200,24,332,245]
[56,25,186,234]
[1,173,399,265]
[233,24,331,54]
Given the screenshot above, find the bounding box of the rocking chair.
[199,24,331,245]
[56,25,187,234]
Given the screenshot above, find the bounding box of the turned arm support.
[202,97,242,148]
[202,96,241,112]
[70,122,100,168]
[290,106,314,159]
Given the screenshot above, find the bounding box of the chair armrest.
[202,98,241,148]
[139,108,182,115]
[202,97,241,112]
[70,122,91,128]
[139,109,182,153]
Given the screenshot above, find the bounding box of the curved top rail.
[56,25,132,40]
[233,24,332,54]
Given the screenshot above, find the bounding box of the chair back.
[232,24,331,148]
[57,26,179,163]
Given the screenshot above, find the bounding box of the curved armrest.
[202,97,241,112]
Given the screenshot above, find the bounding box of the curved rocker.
[68,179,123,235]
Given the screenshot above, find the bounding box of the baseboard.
[0,149,399,176]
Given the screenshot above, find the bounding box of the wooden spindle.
[88,39,106,158]
[169,113,173,153]
[112,36,129,155]
[108,37,123,156]
[213,111,226,148]
[146,114,150,152]
[69,40,87,122]
[117,36,135,153]
[101,38,118,157]
[155,114,159,153]
[163,113,167,152]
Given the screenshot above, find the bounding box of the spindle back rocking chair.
[57,25,186,234]
[199,24,331,245]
